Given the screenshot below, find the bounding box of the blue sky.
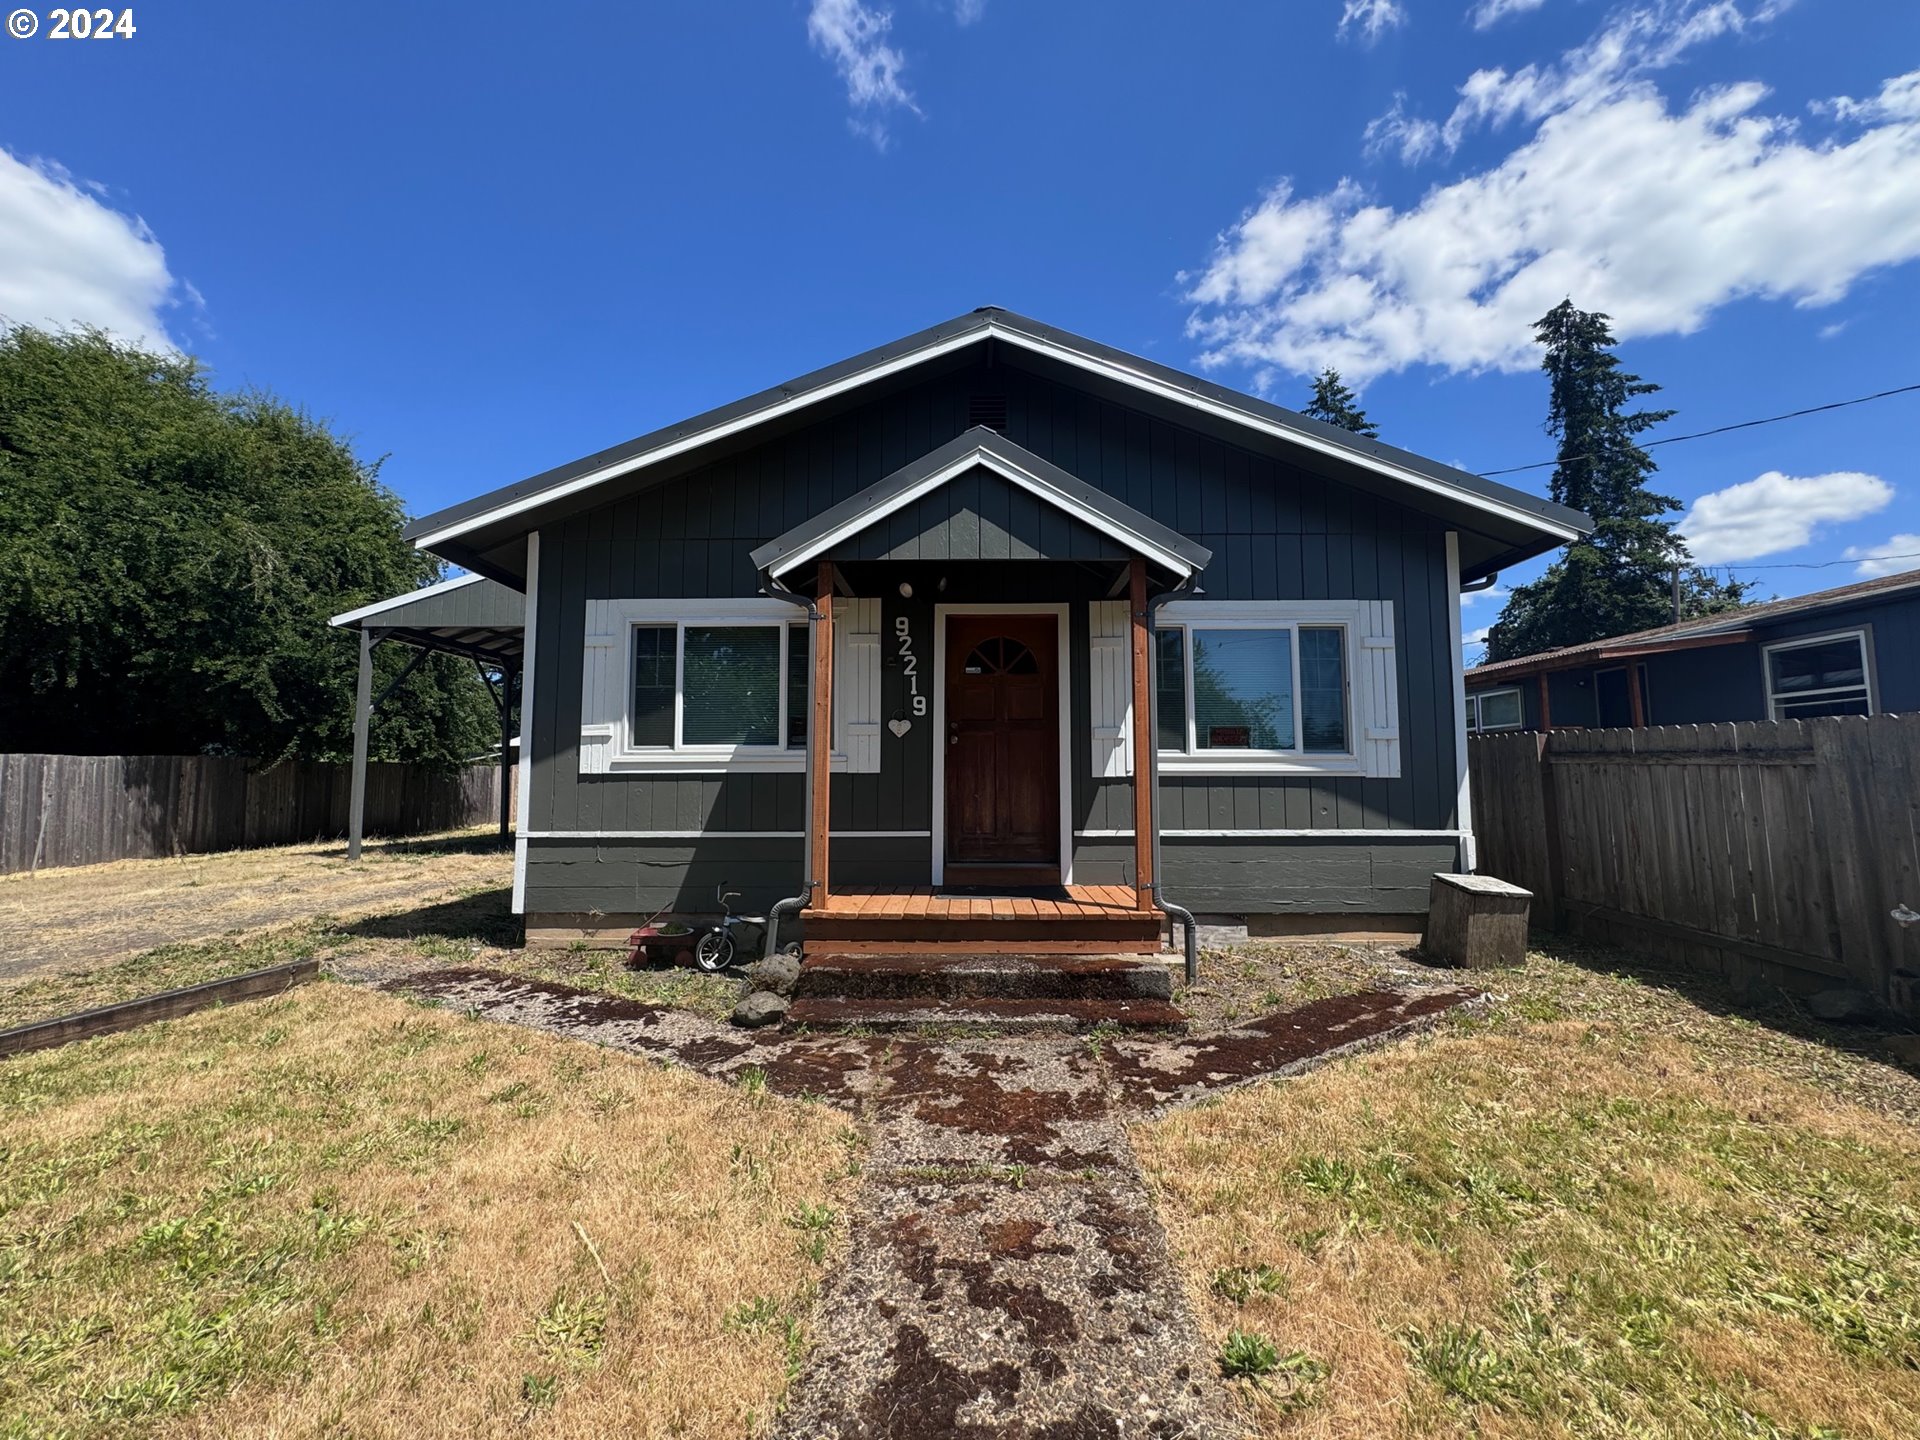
[3,0,1916,661]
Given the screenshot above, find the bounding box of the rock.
[731,990,789,1029]
[1807,988,1882,1024]
[1881,1034,1920,1066]
[746,954,802,997]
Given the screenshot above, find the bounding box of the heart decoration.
[888,718,912,738]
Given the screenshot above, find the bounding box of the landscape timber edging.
[0,958,321,1058]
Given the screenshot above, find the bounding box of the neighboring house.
[403,308,1585,937]
[1464,571,1920,734]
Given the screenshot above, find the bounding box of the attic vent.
[968,394,1009,432]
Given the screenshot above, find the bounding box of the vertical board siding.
[1469,715,1920,1015]
[524,356,1467,913]
[0,754,500,874]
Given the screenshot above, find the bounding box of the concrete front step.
[797,952,1175,1003]
[782,995,1188,1034]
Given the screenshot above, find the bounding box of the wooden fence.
[1469,715,1920,1016]
[0,754,506,874]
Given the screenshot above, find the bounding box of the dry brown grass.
[0,983,859,1439]
[0,830,510,984]
[1138,969,1920,1439]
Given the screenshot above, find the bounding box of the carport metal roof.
[328,573,526,858]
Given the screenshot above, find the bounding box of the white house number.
[895,616,927,718]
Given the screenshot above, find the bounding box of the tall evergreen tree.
[1485,302,1748,661]
[1302,367,1379,438]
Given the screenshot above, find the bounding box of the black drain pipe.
[1146,574,1202,985]
[761,568,820,958]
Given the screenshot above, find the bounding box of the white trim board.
[764,444,1195,580]
[329,571,487,628]
[931,603,1074,886]
[414,320,1583,551]
[1075,829,1465,840]
[1446,532,1476,874]
[523,830,931,841]
[511,536,540,914]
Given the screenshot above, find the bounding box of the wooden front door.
[944,614,1059,881]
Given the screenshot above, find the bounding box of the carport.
[328,573,525,859]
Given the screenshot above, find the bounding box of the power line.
[1715,550,1920,572]
[1478,382,1920,477]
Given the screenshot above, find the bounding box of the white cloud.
[1844,533,1920,578]
[807,0,918,148]
[1371,1,1787,166]
[1680,471,1893,562]
[1818,320,1848,339]
[952,0,988,23]
[1471,0,1549,29]
[1183,51,1920,385]
[0,149,179,347]
[1340,0,1407,45]
[1461,584,1510,607]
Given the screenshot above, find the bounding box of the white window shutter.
[580,600,619,775]
[1359,601,1401,778]
[1089,599,1133,778]
[834,598,882,774]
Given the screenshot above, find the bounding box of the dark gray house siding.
[520,355,1468,918]
[1468,588,1920,732]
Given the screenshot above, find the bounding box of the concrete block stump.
[1423,873,1532,969]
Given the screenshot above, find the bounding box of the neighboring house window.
[1467,687,1523,733]
[624,620,809,753]
[1764,630,1873,719]
[1155,617,1351,760]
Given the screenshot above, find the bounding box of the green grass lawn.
[1138,941,1920,1439]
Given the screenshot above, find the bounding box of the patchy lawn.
[0,982,859,1440]
[1138,938,1920,1439]
[0,830,512,984]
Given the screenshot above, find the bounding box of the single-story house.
[1464,570,1920,734]
[403,308,1586,943]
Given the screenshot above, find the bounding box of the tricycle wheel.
[694,931,736,973]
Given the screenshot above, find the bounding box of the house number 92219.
[894,615,927,716]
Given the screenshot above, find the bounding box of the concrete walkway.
[385,968,1475,1439]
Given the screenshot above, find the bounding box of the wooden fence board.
[1471,714,1919,1016]
[0,755,504,874]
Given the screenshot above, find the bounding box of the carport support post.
[348,627,376,861]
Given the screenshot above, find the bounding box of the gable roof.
[406,307,1588,584]
[1466,569,1920,683]
[749,427,1213,580]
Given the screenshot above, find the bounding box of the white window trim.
[591,598,836,774]
[1153,599,1366,776]
[1467,686,1525,733]
[1761,627,1875,721]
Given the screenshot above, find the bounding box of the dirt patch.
[0,830,509,982]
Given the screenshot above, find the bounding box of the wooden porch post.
[1128,558,1155,911]
[1537,671,1553,732]
[1626,661,1646,729]
[810,562,835,907]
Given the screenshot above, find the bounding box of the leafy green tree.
[1302,368,1379,438]
[0,325,496,766]
[1486,302,1748,661]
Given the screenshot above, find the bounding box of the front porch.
[801,885,1163,955]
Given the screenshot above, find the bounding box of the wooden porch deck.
[801,886,1164,955]
[804,885,1150,919]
